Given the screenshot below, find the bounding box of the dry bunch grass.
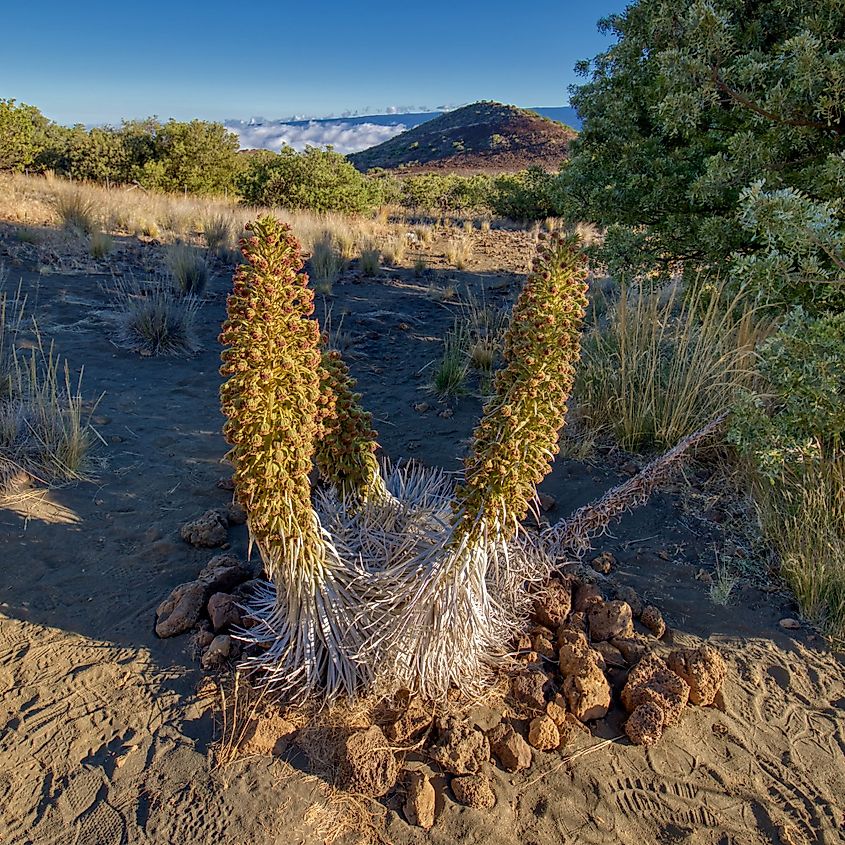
[753,455,845,640]
[445,237,473,270]
[0,282,93,491]
[106,276,200,355]
[576,279,767,451]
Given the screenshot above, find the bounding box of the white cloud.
[228,120,407,154]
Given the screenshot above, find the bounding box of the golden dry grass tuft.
[754,457,845,640]
[576,280,767,451]
[0,283,93,490]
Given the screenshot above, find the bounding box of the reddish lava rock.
[452,774,496,809]
[488,723,532,772]
[625,701,665,746]
[511,671,549,710]
[563,661,611,722]
[557,630,593,676]
[429,718,489,775]
[207,592,242,631]
[588,600,634,642]
[667,644,727,707]
[533,579,572,629]
[338,726,399,797]
[180,509,228,548]
[573,582,603,613]
[528,714,560,751]
[155,581,205,638]
[640,605,666,638]
[198,554,252,593]
[404,771,436,829]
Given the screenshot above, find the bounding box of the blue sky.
[1,1,626,125]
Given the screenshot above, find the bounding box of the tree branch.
[710,68,843,136]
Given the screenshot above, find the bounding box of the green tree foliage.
[559,0,844,308]
[133,119,242,195]
[43,124,128,183]
[0,99,49,171]
[239,146,378,213]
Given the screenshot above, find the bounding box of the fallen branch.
[543,414,727,558]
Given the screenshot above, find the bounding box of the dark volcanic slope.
[348,101,577,174]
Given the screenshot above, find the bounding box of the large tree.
[0,99,49,172]
[559,0,844,310]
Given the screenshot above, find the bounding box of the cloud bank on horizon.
[227,119,408,154]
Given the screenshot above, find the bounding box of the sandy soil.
[0,244,844,845]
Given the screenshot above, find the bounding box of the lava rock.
[628,669,689,726]
[488,723,532,772]
[201,634,232,669]
[532,633,556,659]
[533,579,572,629]
[385,697,431,744]
[615,586,644,618]
[198,554,252,593]
[403,771,435,829]
[180,509,228,548]
[207,592,242,632]
[640,605,666,638]
[563,661,611,722]
[611,636,649,665]
[557,630,594,677]
[546,695,568,729]
[452,773,496,809]
[511,671,549,710]
[667,644,727,707]
[573,582,603,613]
[528,714,560,751]
[429,718,489,775]
[588,600,634,642]
[538,492,557,512]
[155,581,206,638]
[194,628,215,650]
[625,701,665,746]
[590,551,614,574]
[225,502,248,525]
[337,726,399,797]
[593,641,626,669]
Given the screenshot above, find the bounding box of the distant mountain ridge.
[347,101,578,174]
[225,105,580,156]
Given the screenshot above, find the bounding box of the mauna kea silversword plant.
[222,218,692,702]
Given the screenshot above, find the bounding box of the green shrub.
[729,309,845,482]
[239,146,378,214]
[0,99,49,172]
[558,0,845,292]
[491,167,559,221]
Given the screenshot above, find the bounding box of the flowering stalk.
[383,234,589,698]
[455,231,589,540]
[219,216,360,698]
[315,346,388,506]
